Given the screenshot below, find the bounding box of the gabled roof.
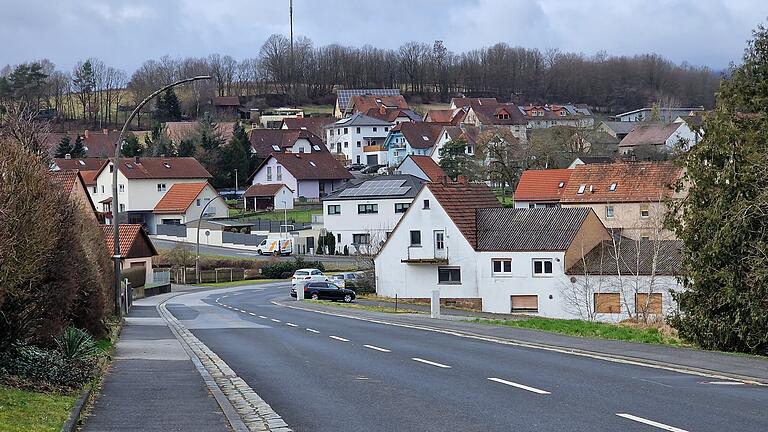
[348,95,409,114]
[153,182,210,214]
[619,122,684,148]
[95,157,212,180]
[427,181,501,247]
[476,207,593,251]
[330,112,393,127]
[80,170,100,186]
[48,169,81,195]
[600,121,641,136]
[514,169,573,202]
[44,130,119,158]
[247,128,326,159]
[363,108,421,123]
[213,96,241,106]
[281,117,335,138]
[101,224,157,258]
[244,183,292,198]
[336,89,401,112]
[471,103,528,126]
[567,237,683,276]
[425,109,466,125]
[451,97,498,108]
[323,174,426,201]
[52,158,107,171]
[442,125,481,145]
[400,155,446,182]
[249,152,352,182]
[396,122,446,149]
[560,161,681,204]
[165,121,236,144]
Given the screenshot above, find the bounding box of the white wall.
[251,159,299,197]
[326,123,391,164]
[324,197,414,253]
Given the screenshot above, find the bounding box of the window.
[609,182,617,191]
[606,205,615,219]
[100,185,104,193]
[356,155,361,164]
[492,259,513,275]
[271,144,281,151]
[196,198,201,206]
[109,165,114,173]
[298,147,305,153]
[267,166,273,181]
[327,205,341,215]
[337,233,341,243]
[373,127,378,132]
[352,234,370,245]
[635,293,663,314]
[558,181,565,188]
[528,203,535,209]
[423,199,430,209]
[438,267,461,284]
[577,184,586,194]
[344,142,349,148]
[640,204,650,218]
[384,127,389,132]
[594,293,621,313]
[119,184,125,193]
[92,186,97,193]
[357,141,361,147]
[119,204,125,212]
[358,204,378,214]
[356,127,361,134]
[157,183,166,192]
[276,166,282,181]
[410,230,421,246]
[394,203,410,213]
[532,258,553,276]
[344,127,348,134]
[511,295,538,313]
[329,129,334,136]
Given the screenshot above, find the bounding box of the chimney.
[134,156,140,164]
[379,105,386,115]
[65,153,71,159]
[84,129,89,139]
[103,128,109,135]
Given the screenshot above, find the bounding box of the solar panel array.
[338,179,411,197]
[337,89,401,111]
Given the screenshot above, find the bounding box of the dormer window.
[125,162,133,169]
[577,184,586,194]
[272,145,281,151]
[312,145,321,151]
[163,162,171,169]
[609,182,617,191]
[309,161,317,167]
[558,181,565,188]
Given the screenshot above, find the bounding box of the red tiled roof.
[251,152,352,182]
[427,181,502,247]
[425,109,465,125]
[80,170,99,186]
[348,95,408,114]
[101,224,157,258]
[248,129,326,159]
[406,155,446,182]
[282,117,335,139]
[48,169,80,195]
[244,183,292,197]
[153,182,209,214]
[45,131,118,157]
[165,121,236,144]
[514,169,573,202]
[560,161,682,204]
[95,157,212,180]
[52,158,107,171]
[213,96,240,106]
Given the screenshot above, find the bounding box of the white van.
[255,238,293,256]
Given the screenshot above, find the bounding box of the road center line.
[487,377,550,395]
[363,345,391,353]
[271,319,281,323]
[306,328,319,333]
[411,358,451,368]
[286,323,298,327]
[258,315,268,319]
[248,312,257,316]
[616,413,689,432]
[329,336,349,342]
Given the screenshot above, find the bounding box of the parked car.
[330,272,362,290]
[361,164,385,174]
[347,163,366,171]
[291,282,356,302]
[291,268,329,287]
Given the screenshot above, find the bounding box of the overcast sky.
[1,0,765,74]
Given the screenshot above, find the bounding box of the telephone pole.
[289,0,294,106]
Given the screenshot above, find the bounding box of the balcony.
[401,246,448,264]
[364,145,384,153]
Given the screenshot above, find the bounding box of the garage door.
[510,295,538,313]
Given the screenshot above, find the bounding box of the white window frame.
[492,258,513,276]
[266,166,272,181]
[119,184,125,193]
[157,183,166,192]
[606,205,615,219]
[532,258,554,277]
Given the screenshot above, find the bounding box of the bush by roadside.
[261,257,326,279]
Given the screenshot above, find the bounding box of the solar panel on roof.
[337,89,401,111]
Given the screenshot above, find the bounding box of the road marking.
[271,319,281,323]
[704,381,745,385]
[616,414,689,432]
[487,377,550,394]
[411,358,451,369]
[306,328,319,333]
[329,336,349,342]
[248,312,257,316]
[286,323,298,327]
[258,315,268,319]
[363,345,391,353]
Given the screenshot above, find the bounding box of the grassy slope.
[0,386,75,432]
[231,209,321,223]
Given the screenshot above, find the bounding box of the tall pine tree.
[145,122,175,157]
[219,121,253,189]
[154,88,182,123]
[54,135,73,158]
[70,135,86,158]
[121,133,143,157]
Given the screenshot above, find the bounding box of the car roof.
[296,268,320,272]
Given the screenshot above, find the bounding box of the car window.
[311,270,320,275]
[295,270,309,276]
[308,282,322,288]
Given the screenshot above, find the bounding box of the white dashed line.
[411,358,451,369]
[616,414,689,432]
[363,345,391,353]
[258,316,268,319]
[329,336,349,342]
[248,312,257,316]
[286,323,299,327]
[704,381,745,385]
[271,319,281,323]
[487,377,550,395]
[306,328,320,333]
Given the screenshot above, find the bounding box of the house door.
[434,230,446,259]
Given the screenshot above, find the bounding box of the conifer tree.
[54,135,72,158]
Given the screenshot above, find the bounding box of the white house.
[618,121,697,154]
[247,152,352,200]
[243,183,295,211]
[322,174,426,254]
[613,107,704,122]
[90,157,213,233]
[325,113,393,165]
[383,122,445,167]
[429,125,480,165]
[152,182,228,227]
[248,128,326,160]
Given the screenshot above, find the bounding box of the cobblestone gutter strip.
[158,302,292,432]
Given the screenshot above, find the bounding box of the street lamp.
[111,75,212,317]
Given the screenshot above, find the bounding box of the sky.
[0,0,765,74]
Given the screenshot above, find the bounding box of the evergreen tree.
[154,88,182,122]
[121,133,143,157]
[668,23,768,355]
[218,122,253,188]
[54,135,73,158]
[145,122,175,157]
[70,135,86,158]
[177,139,196,157]
[438,138,477,180]
[196,112,223,151]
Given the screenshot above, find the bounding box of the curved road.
[165,283,768,432]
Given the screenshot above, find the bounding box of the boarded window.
[594,293,621,313]
[511,295,538,313]
[635,293,663,314]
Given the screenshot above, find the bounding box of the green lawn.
[471,317,683,345]
[299,104,334,115]
[0,386,76,432]
[238,209,321,223]
[196,278,283,288]
[314,300,416,314]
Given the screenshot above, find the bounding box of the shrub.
[55,328,101,362]
[122,266,146,288]
[261,257,326,279]
[0,343,98,391]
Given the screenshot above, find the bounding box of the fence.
[222,231,267,246]
[170,267,247,284]
[153,269,171,285]
[157,223,187,237]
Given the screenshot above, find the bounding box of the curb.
[59,385,93,432]
[275,300,768,386]
[158,291,293,432]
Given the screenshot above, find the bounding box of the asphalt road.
[151,237,360,267]
[166,283,768,432]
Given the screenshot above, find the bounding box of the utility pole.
[289,0,294,106]
[234,168,239,194]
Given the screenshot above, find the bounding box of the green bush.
[0,344,98,391]
[55,328,100,362]
[122,266,146,288]
[261,258,326,279]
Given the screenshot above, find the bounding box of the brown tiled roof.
[567,237,683,276]
[560,161,681,204]
[405,155,446,181]
[44,130,118,157]
[425,109,465,125]
[476,207,593,251]
[213,96,241,106]
[427,181,501,247]
[514,169,573,202]
[251,152,352,182]
[53,158,107,171]
[101,224,157,258]
[363,108,421,123]
[80,171,99,186]
[153,182,210,214]
[442,125,481,145]
[282,117,335,139]
[618,122,682,148]
[397,122,446,149]
[348,95,408,114]
[48,169,80,195]
[248,129,326,159]
[165,121,236,144]
[451,98,498,108]
[471,104,527,126]
[244,183,292,197]
[95,157,212,180]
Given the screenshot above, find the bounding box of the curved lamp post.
[196,196,226,283]
[112,75,212,316]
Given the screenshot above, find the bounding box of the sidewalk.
[282,299,768,384]
[81,289,231,432]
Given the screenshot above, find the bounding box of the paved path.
[165,282,768,432]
